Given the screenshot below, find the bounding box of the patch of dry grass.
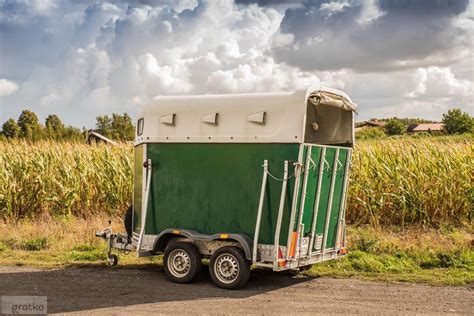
[0,217,472,285]
[0,215,153,267]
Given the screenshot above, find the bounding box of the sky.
[0,0,473,128]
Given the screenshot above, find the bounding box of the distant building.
[86,130,117,145]
[355,120,386,132]
[364,120,386,128]
[409,123,444,133]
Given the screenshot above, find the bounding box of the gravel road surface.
[0,266,472,315]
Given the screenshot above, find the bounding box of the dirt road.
[0,265,472,314]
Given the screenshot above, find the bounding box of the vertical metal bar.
[273,161,288,270]
[335,150,352,253]
[286,145,304,259]
[297,145,312,251]
[321,148,339,257]
[253,160,268,264]
[136,144,147,241]
[294,146,311,259]
[307,146,326,255]
[137,158,152,253]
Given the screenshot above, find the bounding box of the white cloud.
[0,79,19,97]
[407,67,473,98]
[0,0,472,126]
[273,0,471,72]
[357,0,384,24]
[320,2,350,14]
[30,0,57,15]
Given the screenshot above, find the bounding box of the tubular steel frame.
[253,144,351,271]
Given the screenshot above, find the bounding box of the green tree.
[95,115,113,138]
[18,110,43,140]
[442,108,474,134]
[111,113,135,141]
[2,119,20,138]
[384,118,406,136]
[45,114,65,140]
[63,126,84,141]
[95,113,135,141]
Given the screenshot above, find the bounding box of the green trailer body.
[97,86,357,288]
[133,143,351,252]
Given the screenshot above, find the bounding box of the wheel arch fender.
[215,234,253,261]
[152,229,253,261]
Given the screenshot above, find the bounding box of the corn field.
[0,138,472,227]
[0,141,133,220]
[348,138,473,227]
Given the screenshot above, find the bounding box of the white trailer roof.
[135,85,357,145]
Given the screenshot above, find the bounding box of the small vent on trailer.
[247,111,266,124]
[160,114,175,125]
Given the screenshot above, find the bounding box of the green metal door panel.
[313,147,336,250]
[325,149,348,248]
[144,143,299,245]
[301,146,322,234]
[133,144,144,233]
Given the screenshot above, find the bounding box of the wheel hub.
[215,254,239,283]
[168,249,191,277]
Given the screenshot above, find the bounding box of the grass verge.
[303,226,473,286]
[0,218,472,286]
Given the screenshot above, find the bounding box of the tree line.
[1,110,135,142]
[357,108,473,140]
[384,108,473,136]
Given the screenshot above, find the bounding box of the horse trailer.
[96,86,357,289]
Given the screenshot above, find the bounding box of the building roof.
[365,120,386,127]
[87,131,117,145]
[135,86,357,145]
[412,123,443,132]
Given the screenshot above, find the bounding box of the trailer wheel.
[108,254,118,266]
[209,246,250,290]
[163,242,202,283]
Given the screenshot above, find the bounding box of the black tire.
[209,246,250,290]
[163,242,202,284]
[108,254,118,266]
[124,206,133,238]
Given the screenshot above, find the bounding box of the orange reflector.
[289,231,298,258]
[278,260,286,267]
[172,230,180,234]
[339,247,348,255]
[220,234,229,239]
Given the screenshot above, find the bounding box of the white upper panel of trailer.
[135,86,357,145]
